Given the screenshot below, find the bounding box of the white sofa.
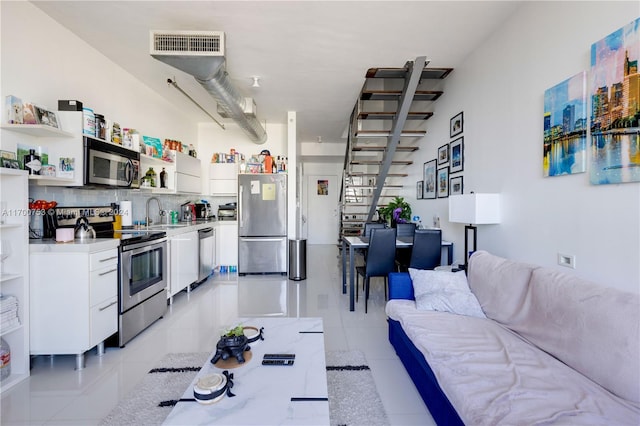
[386,250,640,425]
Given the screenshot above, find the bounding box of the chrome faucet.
[145,196,162,226]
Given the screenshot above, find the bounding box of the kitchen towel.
[120,200,132,227]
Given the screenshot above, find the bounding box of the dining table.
[341,235,454,311]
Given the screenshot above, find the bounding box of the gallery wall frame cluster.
[418,111,465,200]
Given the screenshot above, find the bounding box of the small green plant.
[224,325,244,337]
[379,196,412,224]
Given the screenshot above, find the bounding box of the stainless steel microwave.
[84,136,140,188]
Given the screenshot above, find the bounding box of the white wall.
[407,2,639,293]
[0,2,196,151]
[197,120,287,185]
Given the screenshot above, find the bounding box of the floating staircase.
[339,57,452,240]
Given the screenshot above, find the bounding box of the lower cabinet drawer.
[90,249,118,270]
[90,297,118,347]
[90,266,118,306]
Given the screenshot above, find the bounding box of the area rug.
[100,350,389,426]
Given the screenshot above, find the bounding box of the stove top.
[48,206,167,246]
[113,230,166,246]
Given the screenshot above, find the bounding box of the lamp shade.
[449,193,501,225]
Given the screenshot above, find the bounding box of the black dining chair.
[356,227,397,313]
[363,222,386,238]
[395,222,416,237]
[394,223,416,270]
[401,229,442,271]
[359,222,387,261]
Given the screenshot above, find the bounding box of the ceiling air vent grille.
[150,31,224,56]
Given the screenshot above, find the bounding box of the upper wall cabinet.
[174,151,201,194]
[210,163,239,196]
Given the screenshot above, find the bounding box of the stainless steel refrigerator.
[238,173,288,274]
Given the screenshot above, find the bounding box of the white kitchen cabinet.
[216,221,238,267]
[209,163,238,195]
[0,169,30,392]
[168,230,198,303]
[174,151,202,194]
[30,247,118,369]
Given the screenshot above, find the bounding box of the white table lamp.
[449,193,501,269]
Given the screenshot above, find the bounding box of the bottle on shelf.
[23,149,41,175]
[160,168,167,188]
[145,167,157,188]
[271,157,277,174]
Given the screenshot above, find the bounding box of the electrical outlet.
[557,253,576,269]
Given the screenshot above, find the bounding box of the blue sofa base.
[388,318,464,426]
[387,272,464,425]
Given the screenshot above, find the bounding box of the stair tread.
[358,111,433,120]
[352,146,419,152]
[345,184,403,188]
[348,173,408,177]
[366,67,453,80]
[351,160,413,165]
[360,90,443,101]
[354,130,426,138]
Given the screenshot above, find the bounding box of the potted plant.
[379,197,412,227]
[211,325,250,364]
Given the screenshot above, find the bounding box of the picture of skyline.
[590,17,639,185]
[543,71,587,176]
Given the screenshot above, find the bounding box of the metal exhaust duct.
[150,30,267,144]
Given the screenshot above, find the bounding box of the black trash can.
[288,239,307,281]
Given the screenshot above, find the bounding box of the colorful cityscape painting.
[590,17,640,185]
[543,71,587,176]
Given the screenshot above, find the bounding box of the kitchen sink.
[146,224,191,229]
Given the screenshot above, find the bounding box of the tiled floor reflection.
[1,245,435,425]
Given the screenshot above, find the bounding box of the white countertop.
[29,238,120,253]
[29,221,235,252]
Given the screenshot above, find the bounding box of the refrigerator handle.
[239,184,244,228]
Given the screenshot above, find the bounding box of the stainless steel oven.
[118,233,167,346]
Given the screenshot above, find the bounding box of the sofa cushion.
[391,303,640,425]
[467,250,538,324]
[508,267,640,404]
[409,269,486,318]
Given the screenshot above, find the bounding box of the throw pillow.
[409,269,486,318]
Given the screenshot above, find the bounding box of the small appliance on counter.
[217,203,237,221]
[195,201,214,221]
[180,202,196,222]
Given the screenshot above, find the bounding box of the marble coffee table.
[163,317,329,425]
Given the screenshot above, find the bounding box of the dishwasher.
[197,228,214,282]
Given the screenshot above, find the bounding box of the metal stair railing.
[366,56,427,223]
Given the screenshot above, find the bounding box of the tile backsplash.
[29,185,234,233]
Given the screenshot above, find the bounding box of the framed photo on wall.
[450,111,463,138]
[423,159,437,199]
[437,143,449,165]
[416,181,423,199]
[450,175,464,195]
[437,167,449,198]
[450,137,464,173]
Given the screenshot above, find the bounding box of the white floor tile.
[0,244,434,425]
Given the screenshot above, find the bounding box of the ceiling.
[32,1,521,145]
